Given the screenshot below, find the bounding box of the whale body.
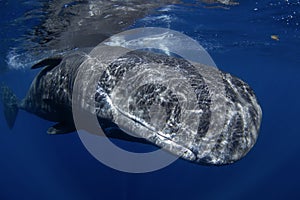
[1,0,261,165]
[1,48,262,165]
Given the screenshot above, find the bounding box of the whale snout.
[193,73,262,165]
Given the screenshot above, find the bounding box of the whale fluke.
[0,84,19,129]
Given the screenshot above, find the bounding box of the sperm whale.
[1,46,262,165]
[1,0,261,165]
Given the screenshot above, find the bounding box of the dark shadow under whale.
[27,0,181,51]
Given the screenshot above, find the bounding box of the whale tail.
[0,83,19,129]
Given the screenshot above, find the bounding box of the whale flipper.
[0,84,19,129]
[47,122,76,134]
[31,57,63,69]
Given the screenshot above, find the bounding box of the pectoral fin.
[47,122,76,134]
[31,57,63,69]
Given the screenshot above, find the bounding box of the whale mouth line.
[113,105,197,161]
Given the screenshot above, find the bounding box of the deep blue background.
[1,0,300,199]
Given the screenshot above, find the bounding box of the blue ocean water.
[0,0,300,199]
